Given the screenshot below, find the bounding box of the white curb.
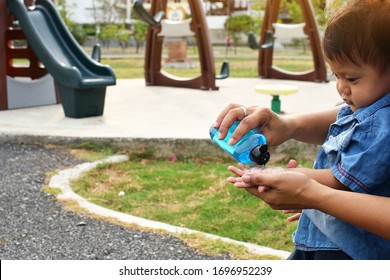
[49,155,291,259]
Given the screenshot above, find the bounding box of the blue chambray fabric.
[292,93,390,259]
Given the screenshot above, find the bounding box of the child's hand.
[227,164,251,187]
[227,165,286,188]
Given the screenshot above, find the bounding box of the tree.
[224,14,258,54]
[133,21,148,54]
[67,22,87,45]
[56,0,86,45]
[117,24,131,50]
[281,0,328,53]
[99,24,118,48]
[94,0,128,24]
[282,0,327,26]
[93,0,131,50]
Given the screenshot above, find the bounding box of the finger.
[286,213,302,223]
[244,169,285,186]
[227,108,269,145]
[286,159,298,168]
[214,103,240,128]
[258,186,270,192]
[282,210,302,216]
[228,165,247,177]
[215,104,245,140]
[234,181,254,188]
[227,176,242,183]
[218,107,249,140]
[226,117,254,145]
[242,172,270,185]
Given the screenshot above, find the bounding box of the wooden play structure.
[134,0,228,91]
[0,0,59,110]
[249,0,328,82]
[206,0,249,15]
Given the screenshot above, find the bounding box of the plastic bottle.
[209,121,270,166]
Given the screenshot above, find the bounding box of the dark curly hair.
[323,0,390,75]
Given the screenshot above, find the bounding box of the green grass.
[100,45,315,79]
[71,155,297,253]
[102,57,314,79]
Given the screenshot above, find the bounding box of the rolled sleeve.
[332,130,390,194]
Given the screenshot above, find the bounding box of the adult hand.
[227,165,285,188]
[227,160,302,221]
[213,104,291,147]
[243,170,314,210]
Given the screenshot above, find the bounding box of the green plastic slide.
[7,0,116,118]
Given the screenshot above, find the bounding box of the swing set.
[249,0,328,82]
[133,0,229,91]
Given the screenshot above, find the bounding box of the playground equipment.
[0,0,59,110]
[91,44,102,62]
[133,0,228,90]
[254,84,298,114]
[249,0,328,83]
[2,0,116,118]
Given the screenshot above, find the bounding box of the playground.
[0,0,341,261]
[1,0,336,118]
[2,0,330,116]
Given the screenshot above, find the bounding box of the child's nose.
[337,80,351,96]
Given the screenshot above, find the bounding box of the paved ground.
[0,78,340,140]
[0,78,341,259]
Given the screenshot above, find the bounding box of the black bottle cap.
[250,145,270,166]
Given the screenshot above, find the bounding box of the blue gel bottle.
[209,121,270,166]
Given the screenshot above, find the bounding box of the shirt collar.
[339,92,390,122]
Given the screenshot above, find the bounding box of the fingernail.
[228,138,235,145]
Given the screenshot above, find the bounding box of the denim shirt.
[293,93,390,259]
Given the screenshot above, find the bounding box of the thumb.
[242,172,276,187]
[287,159,298,168]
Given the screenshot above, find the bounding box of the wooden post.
[258,0,328,82]
[144,0,217,90]
[0,0,8,110]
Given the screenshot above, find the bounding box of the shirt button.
[329,135,334,140]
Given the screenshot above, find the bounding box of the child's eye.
[347,77,358,83]
[331,72,340,79]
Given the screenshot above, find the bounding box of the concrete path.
[0,78,340,140]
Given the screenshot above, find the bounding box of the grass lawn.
[100,46,315,79]
[69,146,300,254]
[102,57,314,79]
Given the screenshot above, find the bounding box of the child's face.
[327,60,390,112]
